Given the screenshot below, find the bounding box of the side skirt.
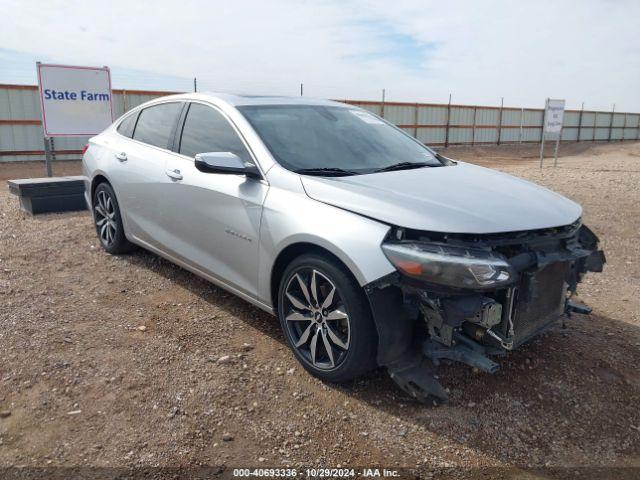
[128,235,275,315]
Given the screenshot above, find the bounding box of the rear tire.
[277,253,377,383]
[93,182,134,254]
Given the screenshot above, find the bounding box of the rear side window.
[179,103,251,162]
[133,102,182,149]
[116,112,138,138]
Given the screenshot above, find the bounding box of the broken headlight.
[381,242,517,290]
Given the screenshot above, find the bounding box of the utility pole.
[607,103,615,142]
[539,98,548,168]
[444,93,452,147]
[471,105,477,146]
[37,61,53,177]
[577,102,584,142]
[193,77,197,92]
[518,107,524,144]
[300,83,303,96]
[497,97,504,145]
[380,88,386,118]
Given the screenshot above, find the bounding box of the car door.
[157,101,268,299]
[110,101,184,248]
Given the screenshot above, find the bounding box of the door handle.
[115,152,128,162]
[165,168,183,180]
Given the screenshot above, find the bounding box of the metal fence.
[343,99,640,146]
[2,84,639,162]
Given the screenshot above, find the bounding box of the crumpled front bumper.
[364,223,605,404]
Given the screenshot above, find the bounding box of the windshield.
[237,105,443,175]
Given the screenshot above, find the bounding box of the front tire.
[93,182,133,254]
[277,253,377,383]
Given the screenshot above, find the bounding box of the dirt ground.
[1,142,639,479]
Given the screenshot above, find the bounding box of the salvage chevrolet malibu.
[82,93,605,402]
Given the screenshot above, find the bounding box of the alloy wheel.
[283,268,351,370]
[94,190,117,247]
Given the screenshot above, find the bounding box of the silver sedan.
[82,93,604,402]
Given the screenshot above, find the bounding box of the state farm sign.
[37,63,114,137]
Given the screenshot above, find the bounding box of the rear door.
[158,101,268,298]
[110,101,184,247]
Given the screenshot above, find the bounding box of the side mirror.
[194,152,261,178]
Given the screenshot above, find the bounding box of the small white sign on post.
[539,98,565,168]
[36,63,114,177]
[543,99,565,139]
[37,63,114,137]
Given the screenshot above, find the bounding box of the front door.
[157,102,268,299]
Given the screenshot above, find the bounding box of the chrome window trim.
[176,99,267,181]
[112,98,267,182]
[112,100,184,154]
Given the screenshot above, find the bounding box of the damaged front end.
[365,219,605,404]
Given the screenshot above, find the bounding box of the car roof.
[164,92,350,108]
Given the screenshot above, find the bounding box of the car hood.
[300,161,582,234]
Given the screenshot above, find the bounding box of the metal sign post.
[37,62,53,177]
[553,133,561,167]
[539,98,565,168]
[539,100,547,168]
[43,136,53,177]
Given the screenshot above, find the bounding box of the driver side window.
[178,103,251,163]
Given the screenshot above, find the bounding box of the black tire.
[277,253,377,383]
[92,182,134,254]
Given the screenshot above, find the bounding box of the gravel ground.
[0,142,639,479]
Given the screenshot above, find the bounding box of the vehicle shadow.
[120,248,640,469]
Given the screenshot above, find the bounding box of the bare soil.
[1,142,639,479]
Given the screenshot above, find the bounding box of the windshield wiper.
[373,161,433,173]
[294,167,359,177]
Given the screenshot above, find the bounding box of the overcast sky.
[2,0,639,111]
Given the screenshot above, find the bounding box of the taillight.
[82,144,89,155]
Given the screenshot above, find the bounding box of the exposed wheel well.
[270,243,360,313]
[90,174,110,204]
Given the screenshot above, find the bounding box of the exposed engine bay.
[366,219,606,403]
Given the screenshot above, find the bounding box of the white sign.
[37,63,114,137]
[543,98,565,139]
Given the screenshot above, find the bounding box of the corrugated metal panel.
[0,124,42,150]
[612,113,626,127]
[561,128,579,141]
[0,123,88,151]
[475,127,499,143]
[0,89,11,119]
[581,112,596,127]
[475,108,499,126]
[594,127,609,140]
[563,111,580,127]
[123,93,160,110]
[500,109,521,127]
[522,109,543,126]
[449,107,475,125]
[624,128,639,140]
[418,106,447,125]
[2,85,639,162]
[499,128,520,143]
[383,104,415,125]
[0,88,40,120]
[448,127,473,144]
[610,128,623,140]
[579,128,595,141]
[416,127,446,145]
[626,114,640,128]
[522,127,542,142]
[596,113,611,127]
